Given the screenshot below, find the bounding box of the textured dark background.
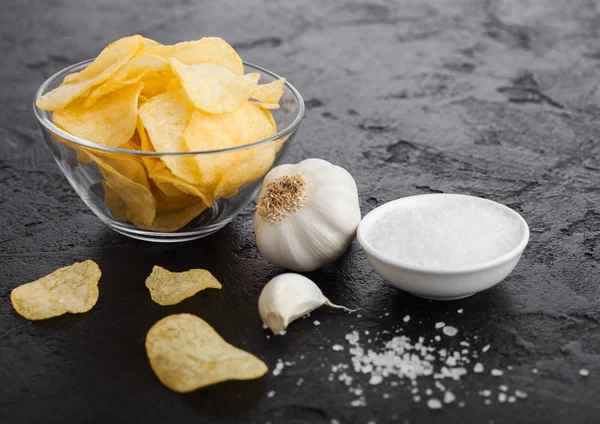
[1,0,600,423]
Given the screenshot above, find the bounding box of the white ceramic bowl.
[357,194,530,300]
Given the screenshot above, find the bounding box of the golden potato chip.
[144,37,244,76]
[40,35,144,111]
[149,162,213,206]
[252,78,285,104]
[85,54,170,107]
[137,118,160,173]
[152,184,194,212]
[250,101,280,110]
[63,35,145,84]
[89,153,156,227]
[11,260,101,320]
[170,59,260,114]
[138,90,202,184]
[53,82,143,147]
[145,266,221,305]
[185,103,276,198]
[145,314,268,392]
[149,200,207,231]
[102,180,128,221]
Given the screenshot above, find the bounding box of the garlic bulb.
[258,273,354,334]
[254,158,361,272]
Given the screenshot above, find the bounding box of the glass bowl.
[33,59,304,242]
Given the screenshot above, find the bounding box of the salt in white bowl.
[357,194,529,300]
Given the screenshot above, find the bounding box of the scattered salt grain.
[499,385,508,392]
[365,200,522,269]
[331,420,340,424]
[434,335,441,342]
[262,323,268,330]
[273,360,284,376]
[435,322,445,329]
[482,344,491,352]
[498,393,507,403]
[425,389,433,395]
[515,390,528,399]
[491,369,504,377]
[383,393,390,399]
[443,391,456,404]
[457,309,463,314]
[413,395,421,402]
[267,390,275,398]
[532,368,538,373]
[297,378,304,386]
[427,398,443,409]
[458,401,465,407]
[351,397,366,407]
[579,368,590,376]
[508,396,516,403]
[403,315,411,323]
[314,320,321,326]
[484,399,491,406]
[369,375,383,385]
[443,326,458,337]
[333,344,344,351]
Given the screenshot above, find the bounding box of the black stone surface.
[1,0,599,423]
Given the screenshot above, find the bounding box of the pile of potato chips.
[37,35,286,231]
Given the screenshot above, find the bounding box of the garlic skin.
[254,158,361,272]
[258,273,353,334]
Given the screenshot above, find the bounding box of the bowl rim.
[356,193,530,275]
[32,59,305,156]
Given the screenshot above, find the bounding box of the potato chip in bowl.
[33,35,304,242]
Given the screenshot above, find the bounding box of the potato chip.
[145,314,268,392]
[89,153,156,227]
[185,103,276,197]
[39,35,144,111]
[144,37,244,76]
[152,184,194,212]
[138,90,202,184]
[149,162,213,206]
[102,180,128,221]
[84,54,170,107]
[53,82,143,147]
[170,59,260,114]
[149,200,207,231]
[63,35,145,84]
[137,118,160,173]
[252,78,285,104]
[145,266,220,305]
[11,260,101,320]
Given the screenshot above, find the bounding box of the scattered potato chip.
[53,82,143,147]
[252,78,285,104]
[40,35,144,110]
[145,314,268,392]
[145,266,221,305]
[170,60,260,114]
[144,37,244,76]
[138,90,202,184]
[11,260,101,320]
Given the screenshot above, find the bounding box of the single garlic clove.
[258,273,355,335]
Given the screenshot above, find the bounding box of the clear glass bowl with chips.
[33,59,304,242]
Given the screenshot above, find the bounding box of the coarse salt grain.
[273,360,284,376]
[314,320,321,326]
[457,309,463,314]
[491,369,504,377]
[515,390,528,399]
[499,385,508,392]
[333,344,344,351]
[579,368,590,376]
[427,398,443,409]
[365,200,522,269]
[435,322,445,329]
[443,326,458,337]
[267,390,275,398]
[443,391,456,404]
[403,315,411,322]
